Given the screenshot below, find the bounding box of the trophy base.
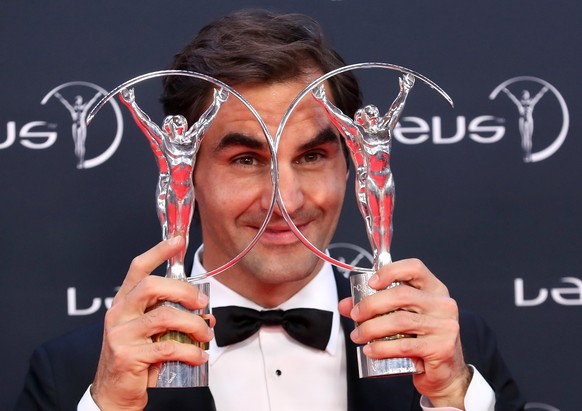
[157,360,209,387]
[156,282,210,388]
[356,346,418,378]
[350,272,420,378]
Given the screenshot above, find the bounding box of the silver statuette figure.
[275,63,452,379]
[313,73,414,269]
[119,86,228,278]
[119,86,228,387]
[313,74,418,377]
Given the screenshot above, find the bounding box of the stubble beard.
[235,241,324,286]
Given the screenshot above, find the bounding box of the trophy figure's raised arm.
[119,88,170,239]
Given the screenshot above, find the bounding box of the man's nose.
[270,164,305,217]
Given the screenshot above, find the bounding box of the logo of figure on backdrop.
[500,86,548,163]
[328,242,375,279]
[489,77,569,163]
[42,81,124,169]
[524,402,560,411]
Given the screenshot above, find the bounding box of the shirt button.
[275,369,282,376]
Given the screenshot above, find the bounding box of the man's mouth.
[254,221,310,245]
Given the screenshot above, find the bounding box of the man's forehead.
[208,124,340,157]
[202,77,336,147]
[210,100,328,132]
[221,73,327,110]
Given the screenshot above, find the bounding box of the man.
[16,9,525,411]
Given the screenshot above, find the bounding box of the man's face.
[193,74,348,304]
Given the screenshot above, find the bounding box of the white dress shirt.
[78,246,495,410]
[194,253,347,411]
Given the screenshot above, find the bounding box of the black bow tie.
[212,306,333,350]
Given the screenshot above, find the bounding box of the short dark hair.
[161,9,362,122]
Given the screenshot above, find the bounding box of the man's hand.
[91,237,215,411]
[339,259,471,409]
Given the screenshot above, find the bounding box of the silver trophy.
[276,63,453,378]
[87,71,278,387]
[118,85,227,387]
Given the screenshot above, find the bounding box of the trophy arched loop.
[275,63,453,274]
[87,70,279,281]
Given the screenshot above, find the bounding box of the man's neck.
[195,246,325,308]
[212,270,320,308]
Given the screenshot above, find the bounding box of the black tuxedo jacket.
[15,271,525,411]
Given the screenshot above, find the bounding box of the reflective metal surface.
[120,86,228,280]
[155,283,211,387]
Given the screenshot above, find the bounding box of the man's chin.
[238,246,324,283]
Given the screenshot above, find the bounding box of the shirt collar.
[189,245,341,360]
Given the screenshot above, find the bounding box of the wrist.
[428,365,473,410]
[90,383,147,411]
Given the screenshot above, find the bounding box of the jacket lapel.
[333,269,419,411]
[146,387,216,410]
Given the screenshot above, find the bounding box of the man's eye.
[302,152,324,163]
[233,155,258,166]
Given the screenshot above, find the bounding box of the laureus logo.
[41,81,124,169]
[525,402,560,411]
[489,77,569,163]
[328,242,374,278]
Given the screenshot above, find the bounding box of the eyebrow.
[214,132,266,153]
[214,126,340,154]
[298,126,340,152]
